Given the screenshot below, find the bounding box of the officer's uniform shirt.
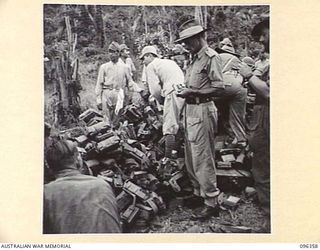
[185,46,224,90]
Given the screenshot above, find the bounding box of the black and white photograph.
[43,4,270,234]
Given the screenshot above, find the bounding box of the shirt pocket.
[196,68,208,83]
[186,117,203,142]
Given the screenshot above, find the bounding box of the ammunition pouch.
[219,148,241,162]
[144,106,156,116]
[143,192,165,213]
[75,135,89,146]
[86,116,104,126]
[168,171,190,192]
[116,191,134,212]
[86,121,110,137]
[124,158,140,172]
[94,130,115,142]
[79,109,103,124]
[123,181,149,200]
[136,204,153,221]
[118,122,137,140]
[120,194,140,224]
[137,122,151,139]
[122,143,151,169]
[84,159,101,175]
[122,104,143,123]
[96,135,120,153]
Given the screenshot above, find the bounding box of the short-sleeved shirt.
[254,59,269,83]
[43,169,121,234]
[251,62,269,131]
[95,61,132,104]
[185,46,224,90]
[219,53,241,73]
[145,58,184,99]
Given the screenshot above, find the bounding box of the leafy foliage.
[44,4,269,128]
[44,5,268,57]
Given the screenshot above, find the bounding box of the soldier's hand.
[140,90,150,100]
[239,62,253,79]
[97,103,102,110]
[176,88,195,98]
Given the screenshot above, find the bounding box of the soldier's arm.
[247,75,269,100]
[240,62,269,100]
[95,65,105,105]
[145,64,162,101]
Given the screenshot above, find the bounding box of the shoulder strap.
[205,48,216,58]
[222,56,235,73]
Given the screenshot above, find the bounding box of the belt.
[102,85,120,90]
[185,96,212,105]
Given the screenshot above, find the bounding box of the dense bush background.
[43,5,269,128]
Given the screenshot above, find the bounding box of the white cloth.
[145,58,185,100]
[115,88,124,115]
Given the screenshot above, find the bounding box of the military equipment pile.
[59,102,253,231]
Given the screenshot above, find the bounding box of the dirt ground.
[126,190,270,234]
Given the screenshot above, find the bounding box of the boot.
[191,205,220,221]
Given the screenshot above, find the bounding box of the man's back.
[43,170,121,234]
[146,58,184,97]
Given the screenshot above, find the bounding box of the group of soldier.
[43,16,270,233]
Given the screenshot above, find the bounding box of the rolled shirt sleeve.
[208,54,225,89]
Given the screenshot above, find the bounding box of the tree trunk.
[54,56,68,109]
[132,13,141,34]
[84,5,104,47]
[143,7,148,35]
[96,5,104,48]
[204,6,208,40]
[168,23,173,43]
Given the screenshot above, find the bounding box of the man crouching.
[43,138,121,233]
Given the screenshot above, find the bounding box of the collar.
[151,57,159,63]
[146,57,159,67]
[110,59,120,65]
[55,169,82,179]
[195,45,208,60]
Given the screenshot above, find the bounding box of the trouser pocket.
[186,117,203,142]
